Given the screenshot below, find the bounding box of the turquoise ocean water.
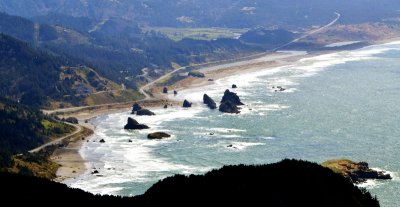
[68,42,400,206]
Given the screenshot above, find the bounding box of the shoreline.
[53,38,400,183]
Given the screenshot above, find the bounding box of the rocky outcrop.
[322,159,392,183]
[136,109,156,116]
[219,89,244,113]
[203,94,217,109]
[219,101,240,114]
[163,87,168,94]
[124,117,149,130]
[147,132,171,139]
[188,71,205,78]
[183,99,192,108]
[221,89,244,106]
[131,102,142,114]
[65,117,79,124]
[232,84,237,88]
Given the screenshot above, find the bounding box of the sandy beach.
[51,41,393,182]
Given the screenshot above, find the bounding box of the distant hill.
[1,0,399,28]
[239,28,298,49]
[0,159,380,206]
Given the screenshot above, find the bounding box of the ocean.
[67,41,400,206]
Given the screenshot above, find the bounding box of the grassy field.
[144,27,248,41]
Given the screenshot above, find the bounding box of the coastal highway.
[29,122,82,153]
[272,12,341,51]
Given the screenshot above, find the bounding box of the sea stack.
[203,94,217,109]
[219,89,244,113]
[136,109,156,116]
[131,102,142,114]
[148,132,171,139]
[183,99,192,108]
[163,87,168,94]
[124,117,149,130]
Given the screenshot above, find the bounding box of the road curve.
[29,122,82,153]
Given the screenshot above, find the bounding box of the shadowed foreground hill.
[0,160,379,206]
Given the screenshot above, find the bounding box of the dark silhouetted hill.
[0,159,380,207]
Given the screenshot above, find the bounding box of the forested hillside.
[1,0,399,28]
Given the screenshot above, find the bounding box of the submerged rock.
[124,117,149,130]
[131,102,142,114]
[148,132,171,140]
[203,94,217,109]
[322,159,392,183]
[136,109,156,116]
[183,99,192,108]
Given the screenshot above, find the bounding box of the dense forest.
[0,12,263,95]
[0,159,380,206]
[0,97,74,168]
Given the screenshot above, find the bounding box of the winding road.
[29,122,82,153]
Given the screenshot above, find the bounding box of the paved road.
[273,12,341,51]
[29,122,81,153]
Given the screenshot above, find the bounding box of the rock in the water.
[219,89,244,113]
[65,117,79,124]
[232,84,237,88]
[136,109,156,116]
[124,117,149,130]
[183,99,192,108]
[322,159,392,183]
[219,100,240,114]
[99,139,105,143]
[148,132,171,139]
[208,79,214,81]
[91,170,99,174]
[203,94,217,109]
[188,71,205,78]
[128,139,133,143]
[221,89,244,106]
[174,90,178,95]
[131,102,142,114]
[163,87,168,94]
[164,104,168,109]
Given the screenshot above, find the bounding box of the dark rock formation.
[221,89,244,106]
[188,71,205,78]
[136,109,156,116]
[163,87,168,94]
[183,100,192,108]
[124,118,149,130]
[65,117,79,124]
[203,94,217,109]
[128,139,133,143]
[99,139,105,143]
[232,84,237,88]
[164,104,168,109]
[322,159,392,183]
[208,79,214,81]
[174,90,178,95]
[219,89,244,113]
[219,101,240,114]
[131,102,142,114]
[147,132,171,139]
[91,170,99,174]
